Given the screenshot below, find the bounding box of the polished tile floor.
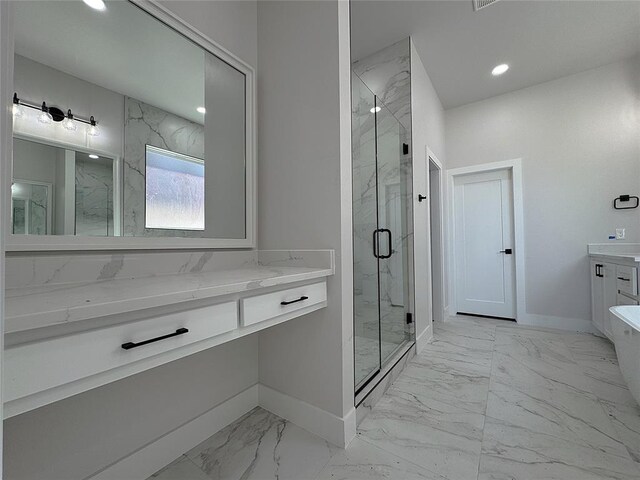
[149,316,640,480]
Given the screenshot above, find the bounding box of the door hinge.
[406,312,413,324]
[402,143,409,155]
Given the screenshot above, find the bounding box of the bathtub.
[610,306,640,406]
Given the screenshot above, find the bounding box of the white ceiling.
[13,0,206,123]
[351,0,640,109]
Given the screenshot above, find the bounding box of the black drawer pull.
[617,277,631,282]
[281,296,308,306]
[121,328,189,350]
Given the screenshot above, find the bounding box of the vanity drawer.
[5,301,238,402]
[240,282,327,327]
[616,265,638,297]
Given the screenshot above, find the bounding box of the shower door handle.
[372,229,380,258]
[379,229,392,259]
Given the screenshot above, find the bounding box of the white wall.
[13,55,124,157]
[4,2,261,479]
[256,0,354,443]
[445,56,640,329]
[410,41,446,349]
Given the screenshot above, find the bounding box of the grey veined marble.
[149,316,640,480]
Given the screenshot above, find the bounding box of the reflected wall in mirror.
[10,0,249,244]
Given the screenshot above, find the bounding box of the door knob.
[499,249,513,254]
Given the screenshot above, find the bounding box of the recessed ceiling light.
[370,106,381,113]
[197,106,206,114]
[82,0,106,11]
[492,64,509,76]
[89,154,99,159]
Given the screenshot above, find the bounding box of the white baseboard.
[258,384,354,448]
[518,313,597,334]
[89,385,259,480]
[415,325,433,354]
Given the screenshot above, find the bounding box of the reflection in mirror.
[12,137,117,236]
[11,0,248,242]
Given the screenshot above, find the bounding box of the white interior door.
[454,169,515,319]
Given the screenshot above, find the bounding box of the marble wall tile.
[75,157,114,236]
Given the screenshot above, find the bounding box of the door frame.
[446,159,525,322]
[426,148,445,325]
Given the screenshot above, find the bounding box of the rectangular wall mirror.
[8,0,254,250]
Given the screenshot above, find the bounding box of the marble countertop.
[5,265,333,335]
[588,252,640,262]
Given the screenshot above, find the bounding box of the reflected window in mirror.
[145,146,204,231]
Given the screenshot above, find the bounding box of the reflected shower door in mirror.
[10,0,249,244]
[12,137,119,236]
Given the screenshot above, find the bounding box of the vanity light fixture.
[12,93,23,118]
[38,102,53,124]
[89,154,99,159]
[82,0,106,11]
[491,63,509,76]
[62,109,78,131]
[196,106,206,114]
[370,106,382,113]
[87,116,100,137]
[12,92,100,136]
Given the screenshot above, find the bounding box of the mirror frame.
[3,0,256,251]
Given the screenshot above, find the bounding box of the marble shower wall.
[123,97,205,237]
[75,157,114,236]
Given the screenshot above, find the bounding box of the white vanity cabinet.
[590,255,640,340]
[4,269,331,419]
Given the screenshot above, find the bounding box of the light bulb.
[38,102,52,124]
[38,111,53,124]
[87,117,100,137]
[62,109,77,131]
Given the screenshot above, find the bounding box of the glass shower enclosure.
[352,73,414,394]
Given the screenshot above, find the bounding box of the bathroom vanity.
[4,250,333,418]
[588,244,640,339]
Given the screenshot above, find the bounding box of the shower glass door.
[376,102,411,364]
[352,73,413,393]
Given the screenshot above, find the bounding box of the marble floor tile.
[486,381,626,458]
[573,355,637,406]
[315,437,447,480]
[394,362,490,414]
[358,387,485,480]
[479,415,640,480]
[602,399,640,464]
[562,332,617,361]
[491,332,593,394]
[147,316,640,480]
[186,407,337,480]
[149,455,210,480]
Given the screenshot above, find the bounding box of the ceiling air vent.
[473,0,501,11]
